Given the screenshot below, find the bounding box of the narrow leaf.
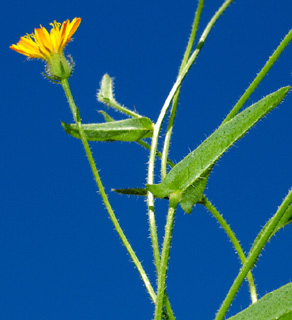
[62,117,154,142]
[113,188,148,196]
[226,282,292,320]
[98,110,114,122]
[147,87,290,198]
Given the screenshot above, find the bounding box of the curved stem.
[161,0,204,179]
[154,194,179,320]
[60,78,156,303]
[147,0,234,273]
[104,98,141,118]
[221,28,292,125]
[201,196,257,303]
[215,188,292,320]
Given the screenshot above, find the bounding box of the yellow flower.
[10,18,81,60]
[10,18,81,81]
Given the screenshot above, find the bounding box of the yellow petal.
[61,18,81,50]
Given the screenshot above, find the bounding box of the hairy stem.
[201,196,257,303]
[215,188,292,320]
[161,0,205,179]
[154,194,179,320]
[222,28,292,124]
[60,78,156,303]
[147,0,234,272]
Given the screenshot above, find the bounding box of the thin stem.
[163,297,175,320]
[138,140,175,168]
[154,195,179,320]
[215,188,292,320]
[139,142,257,304]
[60,78,156,303]
[201,196,257,303]
[103,97,141,119]
[147,0,234,273]
[222,28,292,125]
[161,0,204,179]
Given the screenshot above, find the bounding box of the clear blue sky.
[2,0,292,319]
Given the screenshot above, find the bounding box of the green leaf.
[97,74,141,118]
[62,117,154,142]
[146,87,290,198]
[113,188,148,196]
[226,282,292,320]
[180,170,209,214]
[113,188,170,199]
[98,110,115,122]
[97,73,115,105]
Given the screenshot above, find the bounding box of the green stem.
[144,196,175,319]
[222,28,292,125]
[215,188,292,320]
[103,97,141,119]
[154,194,179,320]
[147,0,234,273]
[60,78,156,303]
[138,140,175,168]
[161,0,204,179]
[201,196,257,303]
[138,139,258,304]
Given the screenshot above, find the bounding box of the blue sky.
[2,0,292,319]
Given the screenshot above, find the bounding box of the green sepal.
[226,283,292,320]
[45,54,74,82]
[146,87,290,199]
[62,117,154,142]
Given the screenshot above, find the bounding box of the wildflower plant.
[10,1,292,319]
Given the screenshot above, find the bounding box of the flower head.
[10,18,81,60]
[10,18,81,81]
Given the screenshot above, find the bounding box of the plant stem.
[106,98,141,118]
[201,196,257,303]
[138,140,258,304]
[215,188,292,320]
[222,28,292,125]
[147,0,234,272]
[154,194,179,320]
[100,95,141,118]
[138,140,176,168]
[60,78,156,303]
[161,0,204,179]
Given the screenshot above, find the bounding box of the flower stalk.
[60,78,157,303]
